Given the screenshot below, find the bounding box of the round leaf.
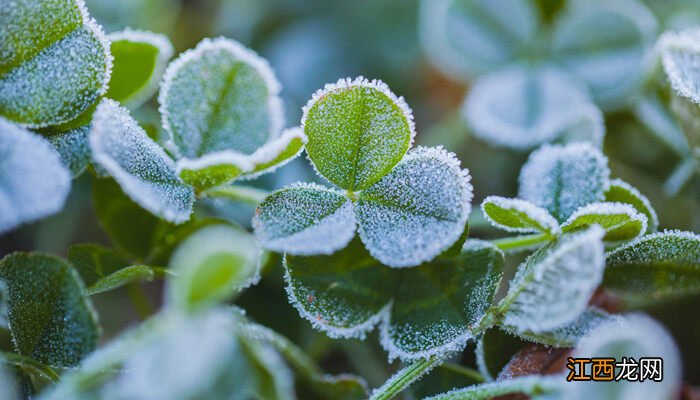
[561,202,647,242]
[604,178,659,232]
[481,196,560,235]
[302,77,415,191]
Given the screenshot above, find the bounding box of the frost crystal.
[658,27,700,105]
[0,118,71,234]
[481,195,561,235]
[518,142,610,222]
[356,146,472,268]
[561,202,648,242]
[90,99,194,223]
[605,178,659,232]
[47,126,91,177]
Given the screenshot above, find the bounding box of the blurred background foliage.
[2,0,700,391]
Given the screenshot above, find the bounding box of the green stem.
[369,355,443,400]
[200,185,269,206]
[491,233,549,252]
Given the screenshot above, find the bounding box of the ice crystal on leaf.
[561,202,648,242]
[89,99,194,223]
[47,125,91,177]
[481,196,560,236]
[0,118,71,234]
[658,27,700,105]
[604,178,659,232]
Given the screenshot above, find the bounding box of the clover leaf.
[561,202,648,242]
[284,239,503,360]
[481,195,560,236]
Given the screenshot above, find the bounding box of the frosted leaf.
[356,147,473,268]
[239,127,308,180]
[604,178,659,232]
[464,65,601,150]
[106,29,173,108]
[284,239,503,361]
[253,183,356,255]
[302,77,415,191]
[481,196,560,235]
[561,202,647,242]
[47,126,91,177]
[424,375,562,400]
[0,252,99,368]
[90,99,194,223]
[418,0,540,80]
[166,225,261,312]
[500,226,605,333]
[0,0,112,127]
[604,230,700,303]
[658,27,700,105]
[551,0,658,109]
[0,118,71,234]
[518,142,610,222]
[570,314,681,400]
[159,37,283,158]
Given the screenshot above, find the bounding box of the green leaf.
[0,253,99,367]
[47,126,91,177]
[88,265,166,296]
[106,29,173,108]
[356,147,472,268]
[90,99,194,223]
[658,27,700,105]
[604,178,659,232]
[499,226,605,334]
[253,183,356,255]
[475,328,528,381]
[551,0,657,109]
[166,225,261,311]
[481,196,560,235]
[425,375,561,400]
[561,202,647,242]
[239,127,307,180]
[302,77,415,191]
[502,308,617,347]
[285,239,503,360]
[0,0,112,127]
[603,230,700,303]
[0,118,71,234]
[518,142,610,222]
[0,352,59,383]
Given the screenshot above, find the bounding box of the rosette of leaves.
[419,0,660,149]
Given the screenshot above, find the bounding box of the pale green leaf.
[88,265,166,296]
[561,202,647,242]
[604,179,659,232]
[302,77,415,191]
[47,126,91,177]
[481,196,560,235]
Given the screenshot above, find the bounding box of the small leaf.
[500,226,606,333]
[551,0,658,109]
[0,352,60,383]
[88,265,166,296]
[418,0,540,80]
[46,126,91,177]
[0,253,99,367]
[239,127,308,180]
[302,77,415,191]
[106,29,173,108]
[356,147,473,268]
[561,202,647,242]
[604,230,700,303]
[518,142,610,222]
[0,118,71,234]
[166,225,261,311]
[481,196,560,235]
[0,0,112,127]
[604,179,659,233]
[658,27,700,105]
[90,99,194,223]
[253,183,356,256]
[464,65,603,150]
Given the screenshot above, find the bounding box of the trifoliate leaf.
[302,77,415,191]
[90,99,194,223]
[658,27,700,105]
[561,202,647,242]
[570,314,681,400]
[159,37,284,158]
[604,230,700,303]
[418,0,540,80]
[285,239,503,361]
[356,147,472,268]
[464,65,603,150]
[166,225,261,312]
[476,328,528,381]
[604,179,659,233]
[551,0,658,109]
[106,29,173,108]
[0,253,99,367]
[499,226,605,333]
[503,308,618,347]
[253,183,356,256]
[481,196,560,235]
[518,142,610,222]
[0,118,71,234]
[0,0,112,127]
[47,126,91,177]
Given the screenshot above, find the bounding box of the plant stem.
[200,185,269,206]
[491,233,549,252]
[369,355,443,400]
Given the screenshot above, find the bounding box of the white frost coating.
[608,178,659,231]
[253,182,356,255]
[175,151,255,176]
[464,65,600,149]
[561,202,648,239]
[48,126,91,177]
[658,27,700,105]
[90,99,194,223]
[518,142,610,222]
[502,226,605,333]
[605,229,700,260]
[378,318,474,362]
[0,118,71,234]
[356,146,472,268]
[481,195,561,235]
[239,127,308,180]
